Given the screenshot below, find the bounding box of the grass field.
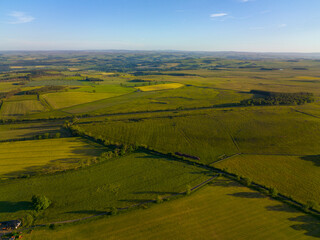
[75,105,320,164]
[41,92,125,109]
[0,151,209,224]
[0,100,46,118]
[25,178,320,240]
[214,154,320,209]
[136,83,184,91]
[0,121,66,141]
[63,86,250,115]
[0,137,106,178]
[76,111,239,164]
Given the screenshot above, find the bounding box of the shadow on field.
[133,191,178,195]
[265,204,298,213]
[66,210,109,215]
[208,178,241,188]
[289,215,320,238]
[119,199,153,203]
[3,157,81,178]
[300,155,320,167]
[0,201,32,213]
[228,192,266,199]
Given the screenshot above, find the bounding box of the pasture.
[0,121,66,141]
[214,154,320,209]
[76,111,239,164]
[0,137,106,178]
[25,178,320,240]
[75,105,320,164]
[42,92,124,109]
[0,151,209,224]
[0,100,46,118]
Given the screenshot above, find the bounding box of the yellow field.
[136,83,184,91]
[25,178,320,240]
[42,92,122,109]
[0,138,105,178]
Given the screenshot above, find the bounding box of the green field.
[0,151,209,224]
[62,86,250,115]
[42,92,126,109]
[214,154,320,209]
[75,111,239,164]
[0,100,46,118]
[0,138,106,178]
[0,121,66,141]
[75,105,320,164]
[25,178,320,240]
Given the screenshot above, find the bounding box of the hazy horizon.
[1,0,320,52]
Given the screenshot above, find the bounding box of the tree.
[186,185,192,195]
[31,195,51,211]
[156,195,163,204]
[43,133,49,139]
[55,132,61,138]
[269,187,278,198]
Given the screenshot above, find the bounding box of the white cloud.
[239,0,254,2]
[278,23,287,28]
[8,11,35,24]
[210,13,228,18]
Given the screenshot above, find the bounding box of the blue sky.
[1,0,320,52]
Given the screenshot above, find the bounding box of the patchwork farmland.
[0,52,320,239]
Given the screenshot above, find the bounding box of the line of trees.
[241,90,314,106]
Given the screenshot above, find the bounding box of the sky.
[0,0,320,52]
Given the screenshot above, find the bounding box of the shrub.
[111,207,118,216]
[186,185,192,195]
[242,177,252,187]
[31,195,51,211]
[156,195,163,204]
[269,187,278,198]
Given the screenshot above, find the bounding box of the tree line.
[240,90,314,106]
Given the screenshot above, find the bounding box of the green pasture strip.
[0,151,209,224]
[25,178,320,240]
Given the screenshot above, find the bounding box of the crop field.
[76,112,239,164]
[25,178,320,240]
[135,83,184,91]
[0,100,46,118]
[0,121,66,141]
[41,91,126,109]
[75,105,320,164]
[0,137,106,178]
[0,151,210,224]
[214,154,320,209]
[63,86,251,115]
